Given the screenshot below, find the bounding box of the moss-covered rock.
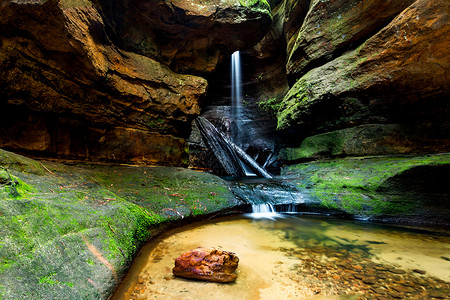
[279,124,447,162]
[0,150,45,175]
[238,0,271,13]
[0,149,238,299]
[281,154,450,223]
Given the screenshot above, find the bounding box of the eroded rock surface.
[275,0,450,156]
[0,0,271,165]
[107,0,272,74]
[173,247,239,283]
[286,0,416,80]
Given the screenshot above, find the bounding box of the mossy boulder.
[279,124,448,162]
[281,154,450,224]
[0,149,238,299]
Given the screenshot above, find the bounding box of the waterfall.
[231,51,243,147]
[195,117,272,178]
[252,203,275,213]
[231,51,257,176]
[248,203,279,219]
[193,52,273,178]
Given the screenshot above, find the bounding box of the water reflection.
[112,215,450,299]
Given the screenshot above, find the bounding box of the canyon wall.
[1,0,448,165]
[0,0,271,165]
[252,0,449,162]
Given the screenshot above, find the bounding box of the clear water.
[112,215,450,299]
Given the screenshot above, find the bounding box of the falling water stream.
[111,52,449,299]
[195,52,270,179]
[231,51,243,148]
[231,51,258,177]
[111,214,450,299]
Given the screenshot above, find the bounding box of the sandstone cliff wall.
[0,0,271,165]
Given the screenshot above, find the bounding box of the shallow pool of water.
[111,215,450,299]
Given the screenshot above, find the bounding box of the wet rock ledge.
[0,149,239,299]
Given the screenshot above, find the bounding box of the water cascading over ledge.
[191,49,276,178]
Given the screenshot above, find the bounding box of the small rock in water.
[388,291,404,299]
[172,247,239,283]
[389,268,407,274]
[363,277,377,284]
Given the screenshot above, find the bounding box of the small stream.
[111,214,450,299]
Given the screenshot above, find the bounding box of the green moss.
[0,149,45,175]
[39,273,58,285]
[0,150,238,298]
[258,97,282,115]
[39,272,74,288]
[0,168,36,199]
[277,77,314,130]
[239,0,270,9]
[284,154,450,216]
[146,118,166,130]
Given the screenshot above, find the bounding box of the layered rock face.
[260,0,450,160]
[0,0,271,165]
[104,0,271,74]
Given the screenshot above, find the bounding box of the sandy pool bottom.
[111,215,450,299]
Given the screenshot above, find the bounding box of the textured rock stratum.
[108,0,272,74]
[173,247,239,283]
[250,0,449,158]
[0,0,271,164]
[286,0,416,80]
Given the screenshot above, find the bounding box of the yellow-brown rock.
[99,0,271,73]
[172,247,239,283]
[278,0,450,142]
[0,0,270,165]
[286,0,415,80]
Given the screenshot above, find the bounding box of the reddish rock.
[172,248,239,283]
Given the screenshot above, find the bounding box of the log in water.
[195,117,272,178]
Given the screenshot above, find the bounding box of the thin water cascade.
[248,203,280,219]
[231,51,256,176]
[231,51,243,147]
